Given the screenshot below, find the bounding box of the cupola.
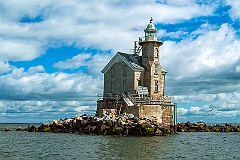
[144,17,157,41]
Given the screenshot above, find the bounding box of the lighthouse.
[139,17,166,100]
[96,18,176,126]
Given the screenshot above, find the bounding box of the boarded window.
[111,81,114,92]
[123,66,127,76]
[111,67,114,78]
[155,80,158,92]
[122,80,125,92]
[138,80,141,86]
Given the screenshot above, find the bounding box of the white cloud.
[53,53,91,70]
[0,61,11,74]
[75,106,89,113]
[0,0,217,62]
[0,70,102,101]
[189,106,202,114]
[0,1,239,123]
[0,38,43,61]
[236,65,240,72]
[11,67,25,79]
[52,52,113,78]
[226,0,240,21]
[175,91,240,122]
[0,100,94,123]
[177,108,188,116]
[86,53,112,76]
[162,23,240,78]
[28,65,45,74]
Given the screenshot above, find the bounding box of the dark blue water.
[0,124,239,159]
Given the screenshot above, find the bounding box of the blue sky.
[0,0,240,123]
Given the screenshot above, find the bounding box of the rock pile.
[23,114,175,136]
[177,121,240,132]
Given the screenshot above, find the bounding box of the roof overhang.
[101,52,144,74]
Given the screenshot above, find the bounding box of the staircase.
[122,93,134,106]
[116,103,122,115]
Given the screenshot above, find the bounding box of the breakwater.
[11,117,240,135]
[16,114,175,136]
[177,121,240,132]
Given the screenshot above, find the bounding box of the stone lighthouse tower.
[139,17,166,100]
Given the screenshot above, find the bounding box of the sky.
[0,0,240,123]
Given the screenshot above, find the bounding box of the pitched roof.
[118,52,144,69]
[101,52,144,73]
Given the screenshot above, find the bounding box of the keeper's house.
[96,18,176,126]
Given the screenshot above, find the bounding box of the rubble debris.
[4,128,10,131]
[14,118,240,135]
[176,121,240,132]
[17,114,175,136]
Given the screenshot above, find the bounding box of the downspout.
[174,103,177,133]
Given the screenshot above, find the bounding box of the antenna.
[133,40,142,56]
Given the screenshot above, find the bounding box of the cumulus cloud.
[236,65,240,72]
[160,22,240,122]
[175,92,240,122]
[0,1,239,123]
[162,23,240,78]
[0,100,92,123]
[86,53,113,76]
[52,51,112,77]
[0,69,101,123]
[225,0,240,21]
[0,38,44,61]
[163,23,240,97]
[0,71,102,101]
[28,65,45,74]
[177,108,188,116]
[0,61,11,74]
[53,53,91,70]
[0,0,217,62]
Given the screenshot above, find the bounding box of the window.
[111,81,114,92]
[111,67,114,78]
[138,80,141,86]
[155,80,158,92]
[155,63,158,75]
[123,66,127,76]
[122,80,126,92]
[155,47,159,57]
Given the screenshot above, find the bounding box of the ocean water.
[0,124,240,160]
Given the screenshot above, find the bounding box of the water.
[1,124,240,160]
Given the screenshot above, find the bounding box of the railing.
[97,94,103,101]
[98,92,174,105]
[122,93,134,106]
[164,95,174,101]
[125,92,135,104]
[97,93,120,101]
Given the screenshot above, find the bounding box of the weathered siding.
[104,61,139,95]
[127,105,140,118]
[139,105,163,123]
